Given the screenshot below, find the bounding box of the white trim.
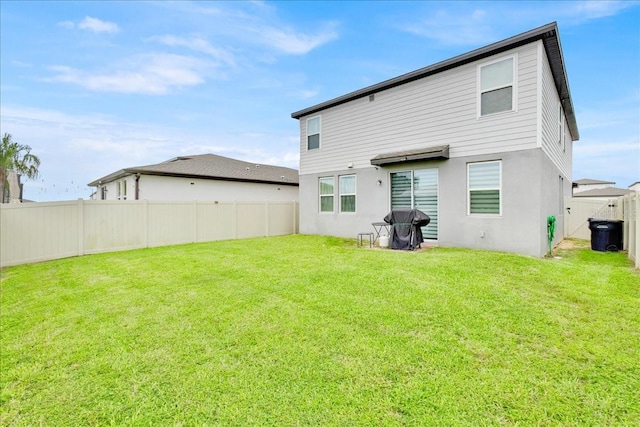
[338,174,356,213]
[477,54,518,118]
[536,41,543,149]
[306,116,321,151]
[467,160,502,216]
[318,176,334,213]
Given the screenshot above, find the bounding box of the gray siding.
[295,36,576,257]
[299,43,541,176]
[300,148,563,257]
[540,43,573,180]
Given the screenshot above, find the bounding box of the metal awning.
[370,145,449,166]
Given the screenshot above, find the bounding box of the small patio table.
[371,222,391,244]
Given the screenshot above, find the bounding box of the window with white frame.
[319,177,334,212]
[468,161,501,215]
[339,175,356,213]
[559,102,566,152]
[117,179,127,200]
[479,57,515,116]
[307,116,320,150]
[558,102,563,144]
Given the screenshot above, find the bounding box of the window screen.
[480,58,514,116]
[339,175,356,213]
[468,161,501,214]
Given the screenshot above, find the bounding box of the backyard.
[1,235,639,426]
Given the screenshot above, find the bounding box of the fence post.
[265,201,270,237]
[77,198,84,256]
[192,200,198,243]
[143,199,149,248]
[233,201,238,239]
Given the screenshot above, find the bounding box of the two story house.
[291,22,579,257]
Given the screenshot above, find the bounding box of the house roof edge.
[291,22,579,141]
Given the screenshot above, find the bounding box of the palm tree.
[0,133,41,203]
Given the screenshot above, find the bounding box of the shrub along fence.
[1,199,299,267]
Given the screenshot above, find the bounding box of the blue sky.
[1,1,638,202]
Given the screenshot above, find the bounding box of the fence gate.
[564,197,623,240]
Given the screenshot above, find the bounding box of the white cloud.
[254,22,339,55]
[78,16,120,34]
[573,138,639,186]
[296,89,320,99]
[147,35,236,67]
[397,1,640,46]
[58,17,120,34]
[400,9,498,46]
[46,54,209,94]
[154,1,339,56]
[566,0,639,21]
[57,20,75,30]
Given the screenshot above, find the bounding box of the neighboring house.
[291,22,579,257]
[573,188,633,200]
[88,154,299,202]
[572,178,615,195]
[628,182,640,192]
[573,178,633,199]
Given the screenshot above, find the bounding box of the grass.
[1,235,639,426]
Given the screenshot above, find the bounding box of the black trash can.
[588,218,624,252]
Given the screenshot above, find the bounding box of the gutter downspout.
[135,174,141,200]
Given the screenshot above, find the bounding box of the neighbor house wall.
[137,175,298,202]
[97,175,298,202]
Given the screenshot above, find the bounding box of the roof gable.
[291,22,578,141]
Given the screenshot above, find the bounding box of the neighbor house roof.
[573,187,633,198]
[291,22,579,141]
[88,154,299,187]
[573,178,615,185]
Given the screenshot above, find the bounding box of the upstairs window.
[319,177,334,212]
[468,161,501,215]
[558,102,566,151]
[479,57,515,116]
[307,116,320,150]
[339,175,356,213]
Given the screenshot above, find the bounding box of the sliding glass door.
[390,168,438,240]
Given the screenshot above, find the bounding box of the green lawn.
[1,235,639,426]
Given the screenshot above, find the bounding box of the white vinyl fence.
[621,192,639,269]
[565,193,639,269]
[1,199,299,267]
